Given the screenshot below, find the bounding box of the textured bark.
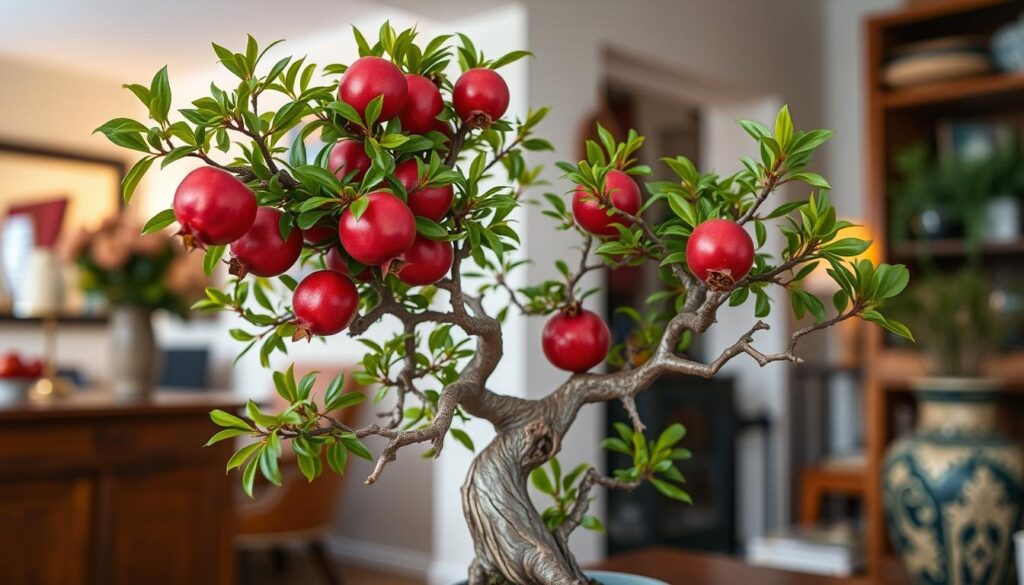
[462,423,591,585]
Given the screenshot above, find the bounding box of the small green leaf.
[142,209,176,234]
[530,467,555,495]
[242,451,260,497]
[349,196,370,220]
[204,245,226,276]
[210,409,252,430]
[450,428,475,452]
[205,428,251,446]
[581,515,606,534]
[651,478,692,503]
[226,441,261,472]
[122,156,154,202]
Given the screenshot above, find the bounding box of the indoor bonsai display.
[882,269,1024,585]
[97,26,911,585]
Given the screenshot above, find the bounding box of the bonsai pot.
[454,572,669,585]
[883,377,1024,585]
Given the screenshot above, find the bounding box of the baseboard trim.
[325,535,431,577]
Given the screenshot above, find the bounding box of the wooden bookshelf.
[863,1,1024,582]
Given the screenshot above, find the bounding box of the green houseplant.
[97,26,910,585]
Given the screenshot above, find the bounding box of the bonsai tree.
[97,25,912,585]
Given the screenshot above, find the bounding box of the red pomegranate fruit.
[292,270,359,340]
[399,74,443,134]
[339,192,416,269]
[452,68,509,128]
[326,246,373,282]
[328,139,372,182]
[685,218,754,290]
[542,307,611,373]
[302,224,336,246]
[173,167,257,247]
[571,170,642,236]
[0,353,23,378]
[338,56,408,122]
[393,159,419,192]
[392,160,453,221]
[22,359,43,379]
[229,207,303,278]
[396,236,453,286]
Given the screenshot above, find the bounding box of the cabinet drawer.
[0,422,95,469]
[97,416,218,461]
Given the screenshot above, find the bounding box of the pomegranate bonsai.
[100,26,912,585]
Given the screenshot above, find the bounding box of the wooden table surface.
[592,547,863,585]
[0,388,245,420]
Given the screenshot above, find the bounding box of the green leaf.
[833,288,849,313]
[450,428,475,452]
[342,435,373,460]
[415,216,448,239]
[651,478,692,503]
[872,264,910,300]
[242,451,260,497]
[581,515,605,533]
[530,467,555,495]
[861,310,915,342]
[204,245,226,276]
[655,423,686,452]
[204,428,251,446]
[326,441,348,475]
[122,156,154,202]
[141,209,176,234]
[349,196,370,220]
[149,66,172,123]
[790,172,831,190]
[246,399,278,428]
[774,105,793,150]
[259,441,282,486]
[226,441,261,472]
[295,450,321,482]
[823,238,871,257]
[601,437,631,456]
[210,409,252,430]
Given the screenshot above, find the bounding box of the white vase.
[109,305,157,399]
[983,196,1021,243]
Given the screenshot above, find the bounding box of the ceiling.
[0,0,512,81]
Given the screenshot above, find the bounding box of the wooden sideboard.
[0,391,243,585]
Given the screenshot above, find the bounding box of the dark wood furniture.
[0,391,242,585]
[592,547,865,585]
[863,1,1024,581]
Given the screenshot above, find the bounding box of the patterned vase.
[883,378,1024,585]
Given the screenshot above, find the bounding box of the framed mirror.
[0,142,125,321]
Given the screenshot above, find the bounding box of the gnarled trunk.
[461,417,588,585]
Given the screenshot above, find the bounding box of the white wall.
[823,0,902,220]
[522,0,825,554]
[0,57,144,384]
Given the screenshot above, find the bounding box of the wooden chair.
[236,364,363,584]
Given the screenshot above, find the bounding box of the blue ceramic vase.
[883,379,1024,585]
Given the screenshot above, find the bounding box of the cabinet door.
[0,477,91,585]
[106,464,232,585]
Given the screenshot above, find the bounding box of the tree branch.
[556,468,640,541]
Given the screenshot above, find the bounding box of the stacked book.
[747,522,864,577]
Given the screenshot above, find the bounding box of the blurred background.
[1,0,1023,584]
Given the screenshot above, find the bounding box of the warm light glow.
[806,220,880,293]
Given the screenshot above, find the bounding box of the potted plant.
[977,140,1024,243]
[64,214,202,397]
[882,269,1024,585]
[96,26,911,585]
